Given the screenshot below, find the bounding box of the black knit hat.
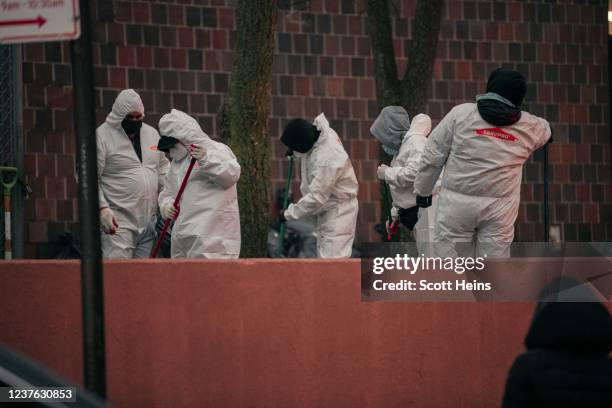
[486,68,527,107]
[281,118,320,153]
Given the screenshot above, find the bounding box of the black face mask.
[121,117,143,135]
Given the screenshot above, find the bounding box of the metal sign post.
[0,44,24,259]
[70,0,106,398]
[1,0,105,398]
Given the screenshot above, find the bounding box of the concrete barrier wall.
[0,260,540,407]
[0,260,83,384]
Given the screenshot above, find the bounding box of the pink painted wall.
[0,260,83,384]
[0,260,539,407]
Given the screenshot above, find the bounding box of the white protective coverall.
[284,113,359,258]
[414,103,551,257]
[378,114,440,256]
[96,89,169,259]
[158,109,241,258]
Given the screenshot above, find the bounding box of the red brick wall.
[20,0,610,258]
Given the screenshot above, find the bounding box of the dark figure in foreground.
[502,284,612,407]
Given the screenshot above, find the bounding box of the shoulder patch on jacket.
[476,127,518,142]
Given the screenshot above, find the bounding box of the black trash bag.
[398,206,419,230]
[268,219,318,258]
[55,232,81,259]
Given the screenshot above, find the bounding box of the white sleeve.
[197,143,241,189]
[157,153,170,194]
[413,110,455,196]
[158,164,178,208]
[96,130,109,209]
[384,137,425,188]
[532,116,552,151]
[285,164,341,220]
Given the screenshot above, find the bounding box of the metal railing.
[0,44,23,258]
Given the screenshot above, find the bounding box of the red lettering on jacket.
[476,127,518,142]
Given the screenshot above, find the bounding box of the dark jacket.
[502,300,612,408]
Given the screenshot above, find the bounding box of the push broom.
[0,167,18,259]
[276,151,294,257]
[150,157,197,258]
[382,181,398,241]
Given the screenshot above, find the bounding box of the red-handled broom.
[150,157,197,258]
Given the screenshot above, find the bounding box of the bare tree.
[366,0,444,115]
[366,0,444,241]
[219,0,278,257]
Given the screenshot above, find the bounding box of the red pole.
[150,158,197,258]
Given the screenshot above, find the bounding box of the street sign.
[0,0,80,44]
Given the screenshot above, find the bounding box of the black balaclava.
[477,68,526,126]
[281,119,320,154]
[121,115,143,161]
[121,117,143,135]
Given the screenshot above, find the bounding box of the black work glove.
[279,211,287,223]
[416,195,432,208]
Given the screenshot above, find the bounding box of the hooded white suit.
[284,113,359,258]
[414,103,551,257]
[377,113,440,256]
[158,109,241,258]
[96,89,169,259]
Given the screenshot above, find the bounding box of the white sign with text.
[0,0,80,44]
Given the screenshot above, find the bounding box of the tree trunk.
[366,0,444,242]
[400,0,444,117]
[365,0,402,109]
[220,0,278,257]
[367,0,444,116]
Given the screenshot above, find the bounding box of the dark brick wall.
[20,0,610,258]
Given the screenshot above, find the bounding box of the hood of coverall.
[404,113,432,141]
[158,109,210,150]
[370,106,410,155]
[105,89,145,128]
[525,277,612,355]
[476,68,526,127]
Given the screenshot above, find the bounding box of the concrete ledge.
[0,259,541,407]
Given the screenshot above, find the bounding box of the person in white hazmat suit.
[157,109,241,258]
[370,107,439,256]
[280,113,359,258]
[414,68,552,258]
[96,89,169,259]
